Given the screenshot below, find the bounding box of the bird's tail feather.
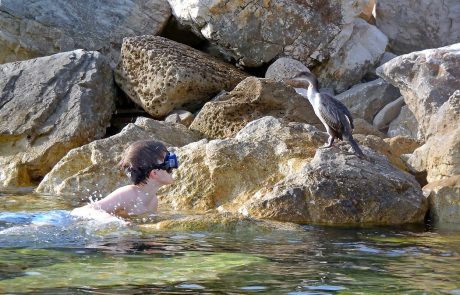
[346,136,364,157]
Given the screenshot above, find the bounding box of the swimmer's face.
[152,151,175,185]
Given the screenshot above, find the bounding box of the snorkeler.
[71,140,178,219]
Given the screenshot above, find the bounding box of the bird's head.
[283,71,317,88]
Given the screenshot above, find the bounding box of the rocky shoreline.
[1,0,459,226]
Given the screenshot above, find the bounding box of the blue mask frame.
[155,152,179,173]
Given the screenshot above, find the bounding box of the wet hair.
[119,140,168,185]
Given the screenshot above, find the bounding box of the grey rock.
[377,43,460,139]
[316,18,388,93]
[265,57,309,81]
[336,78,401,123]
[387,106,419,139]
[373,96,405,130]
[375,0,460,54]
[168,0,367,67]
[0,0,171,66]
[0,50,115,189]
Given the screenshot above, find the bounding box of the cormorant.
[285,71,364,157]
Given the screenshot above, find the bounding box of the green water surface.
[0,193,459,294]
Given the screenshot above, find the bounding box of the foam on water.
[0,209,130,248]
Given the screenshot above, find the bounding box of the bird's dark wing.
[318,94,343,134]
[329,96,354,129]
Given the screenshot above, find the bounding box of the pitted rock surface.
[115,36,248,118]
[189,77,323,139]
[0,50,115,189]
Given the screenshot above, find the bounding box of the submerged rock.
[0,50,115,189]
[140,212,304,233]
[241,147,428,225]
[36,118,202,198]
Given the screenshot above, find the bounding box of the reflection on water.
[0,193,460,294]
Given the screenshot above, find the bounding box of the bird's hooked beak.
[283,71,313,88]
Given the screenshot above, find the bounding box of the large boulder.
[240,146,427,225]
[375,0,460,54]
[160,117,327,212]
[36,118,202,199]
[161,116,427,225]
[335,78,401,123]
[168,0,368,67]
[315,18,388,93]
[0,50,115,190]
[189,77,323,139]
[377,43,460,139]
[115,36,247,118]
[0,0,171,66]
[378,44,460,183]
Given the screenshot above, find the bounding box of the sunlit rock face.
[115,36,247,118]
[315,18,388,93]
[168,0,368,67]
[378,46,460,182]
[375,0,460,54]
[241,147,427,225]
[0,0,171,66]
[160,116,427,225]
[160,116,327,212]
[189,77,322,139]
[377,44,460,140]
[423,175,460,225]
[0,50,115,190]
[36,118,202,199]
[378,45,460,223]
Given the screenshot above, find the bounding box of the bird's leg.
[320,136,335,149]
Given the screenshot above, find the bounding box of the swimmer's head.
[119,140,177,185]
